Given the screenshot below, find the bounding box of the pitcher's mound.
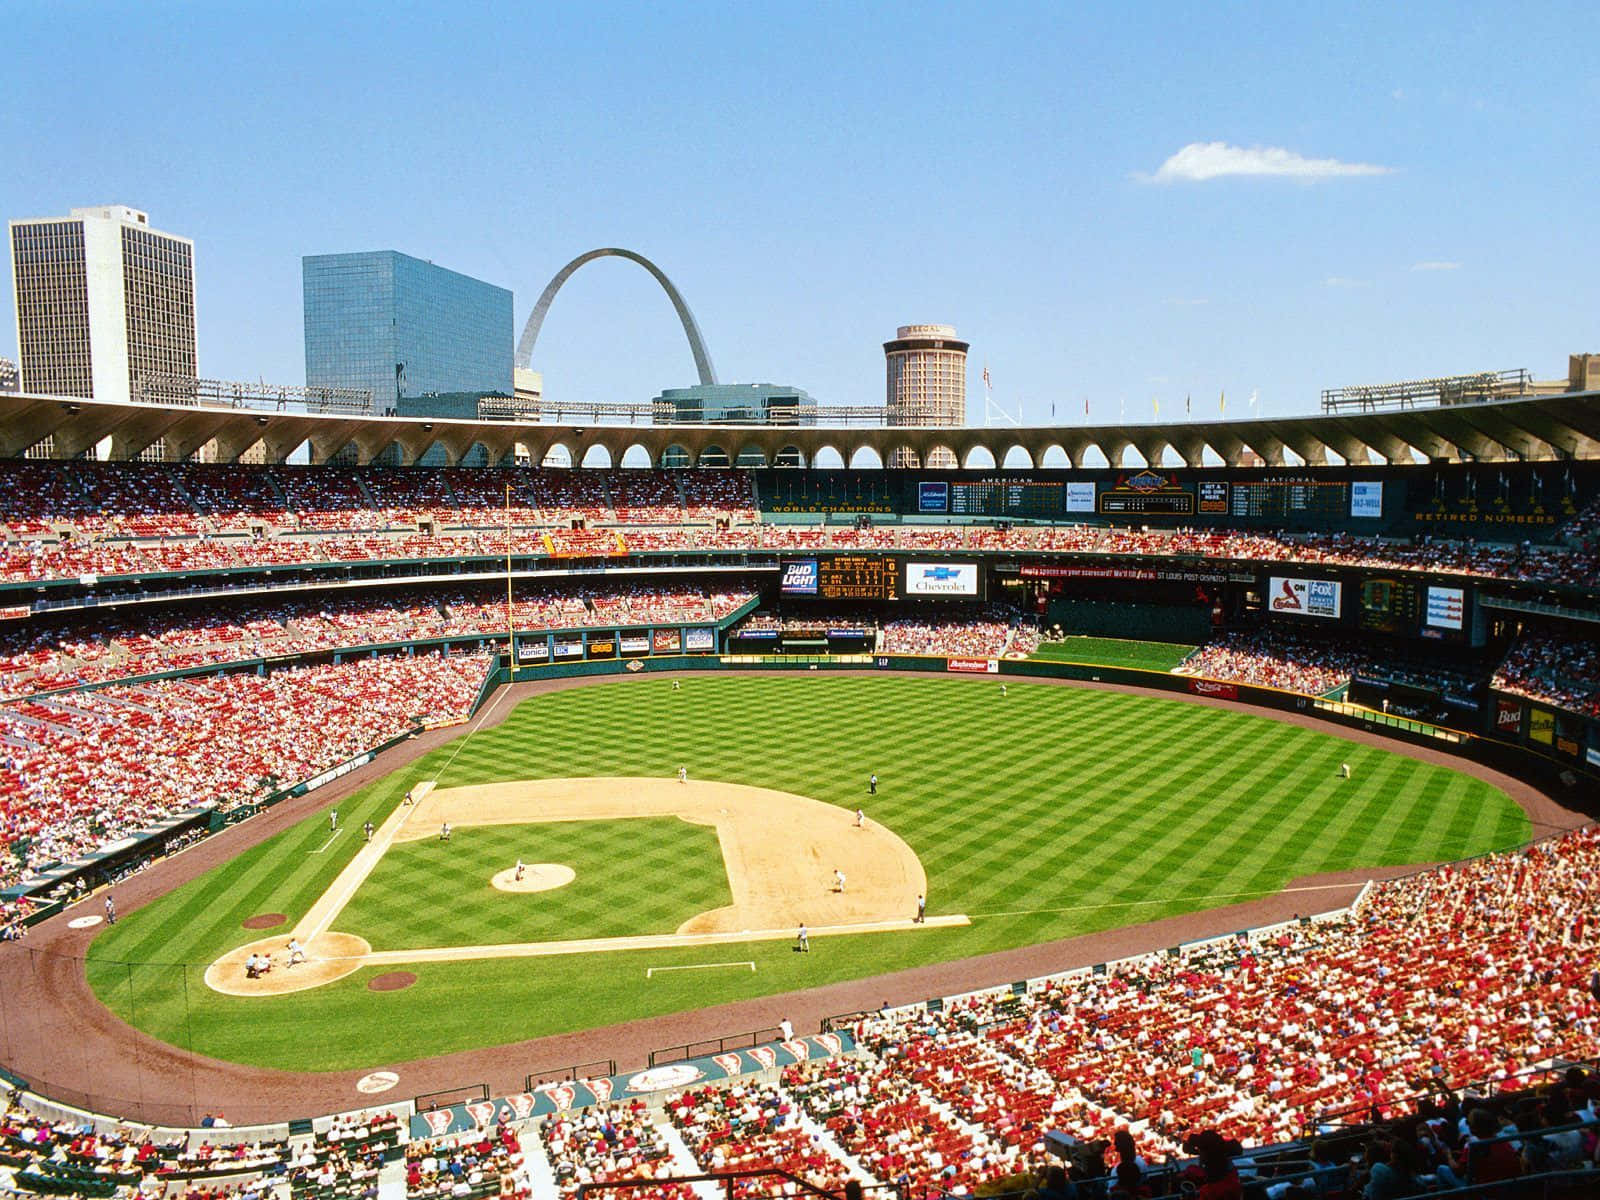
[491,863,576,893]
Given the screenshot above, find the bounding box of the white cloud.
[1323,276,1370,288]
[1143,142,1394,183]
[1410,260,1461,272]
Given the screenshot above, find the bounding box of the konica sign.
[781,559,819,595]
[906,562,979,596]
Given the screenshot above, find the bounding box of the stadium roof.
[3,388,1599,468]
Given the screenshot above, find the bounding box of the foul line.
[309,829,344,854]
[646,961,756,978]
[429,680,513,789]
[968,880,1366,920]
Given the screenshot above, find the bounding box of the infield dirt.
[204,776,941,996]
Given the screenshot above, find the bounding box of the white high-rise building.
[8,205,195,403]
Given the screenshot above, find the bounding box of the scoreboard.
[947,480,1065,518]
[1358,576,1421,635]
[1230,479,1350,519]
[817,554,899,600]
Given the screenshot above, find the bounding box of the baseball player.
[834,868,846,893]
[796,923,810,953]
[678,765,688,784]
[915,894,926,924]
[287,938,306,966]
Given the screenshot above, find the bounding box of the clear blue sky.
[3,1,1595,424]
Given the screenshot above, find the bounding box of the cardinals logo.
[815,1033,843,1056]
[465,1102,495,1129]
[588,1078,613,1103]
[748,1046,777,1071]
[506,1093,537,1120]
[421,1109,455,1137]
[537,1083,577,1112]
[781,1040,809,1062]
[713,1053,744,1077]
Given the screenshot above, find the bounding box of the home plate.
[491,864,576,893]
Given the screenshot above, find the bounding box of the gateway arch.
[515,248,719,385]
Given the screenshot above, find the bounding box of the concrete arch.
[515,248,719,385]
[619,444,653,469]
[579,443,614,469]
[850,446,884,469]
[697,444,730,467]
[963,445,998,470]
[774,443,806,468]
[812,445,845,470]
[1001,445,1035,469]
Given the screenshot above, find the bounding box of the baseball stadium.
[0,364,1598,1200]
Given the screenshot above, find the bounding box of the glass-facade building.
[303,251,512,414]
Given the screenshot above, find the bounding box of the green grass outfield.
[1031,636,1197,671]
[86,674,1528,1071]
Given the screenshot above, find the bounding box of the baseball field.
[85,673,1528,1072]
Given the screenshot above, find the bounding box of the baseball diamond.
[67,672,1534,1079]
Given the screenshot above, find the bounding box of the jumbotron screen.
[817,554,899,600]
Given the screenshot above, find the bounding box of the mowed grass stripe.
[87,675,1530,1069]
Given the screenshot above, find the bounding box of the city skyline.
[1,2,1595,425]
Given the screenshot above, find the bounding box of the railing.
[649,1026,784,1067]
[523,1060,615,1091]
[414,1082,487,1112]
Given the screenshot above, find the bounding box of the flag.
[1220,390,1226,415]
[1186,393,1191,415]
[1154,397,1160,417]
[982,364,991,391]
[1084,397,1089,417]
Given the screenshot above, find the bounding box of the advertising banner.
[1588,745,1600,768]
[947,657,999,673]
[918,482,949,513]
[1425,586,1465,631]
[684,628,715,652]
[1064,481,1096,513]
[619,634,650,654]
[653,629,681,653]
[553,639,583,659]
[1019,564,1226,583]
[1268,576,1341,619]
[1350,481,1383,519]
[0,606,29,621]
[587,639,616,660]
[1494,698,1522,735]
[1529,708,1554,745]
[516,638,549,663]
[1188,678,1239,700]
[781,559,819,595]
[905,562,979,596]
[409,1033,854,1139]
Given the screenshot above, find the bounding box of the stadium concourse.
[0,446,1599,1198]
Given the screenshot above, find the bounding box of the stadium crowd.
[882,605,1040,658]
[1176,629,1372,696]
[0,584,755,701]
[2,460,1597,590]
[1492,629,1600,717]
[0,651,490,888]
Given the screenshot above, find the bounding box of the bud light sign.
[782,559,819,595]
